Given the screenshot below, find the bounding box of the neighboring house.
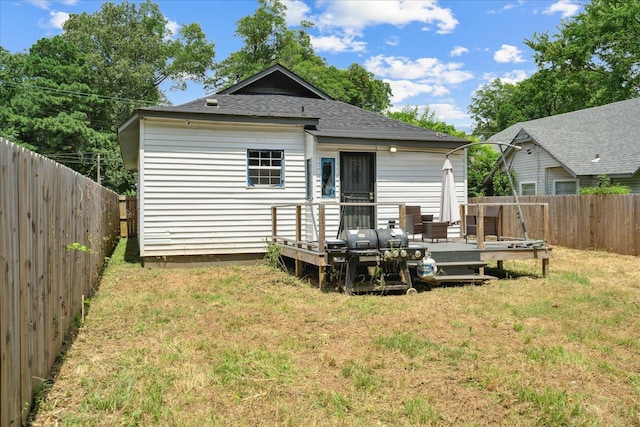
[487,98,640,195]
[118,64,469,263]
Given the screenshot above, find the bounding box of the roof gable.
[488,98,640,177]
[217,63,334,100]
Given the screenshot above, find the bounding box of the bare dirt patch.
[32,241,640,425]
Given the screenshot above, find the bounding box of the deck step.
[415,274,497,284]
[434,261,487,267]
[432,274,497,283]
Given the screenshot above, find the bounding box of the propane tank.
[417,252,437,278]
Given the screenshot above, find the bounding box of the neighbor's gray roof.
[488,98,640,177]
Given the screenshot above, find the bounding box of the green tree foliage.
[387,106,467,138]
[469,0,640,137]
[467,145,500,197]
[491,170,517,197]
[0,1,215,193]
[212,0,391,112]
[63,0,215,124]
[526,0,640,105]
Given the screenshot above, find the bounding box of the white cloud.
[479,70,528,91]
[311,32,367,53]
[282,0,312,25]
[38,10,69,29]
[365,55,474,86]
[166,19,180,37]
[314,1,458,34]
[386,80,448,104]
[543,0,581,18]
[450,46,469,57]
[428,103,468,121]
[26,0,51,9]
[26,0,78,9]
[386,35,400,47]
[493,44,525,63]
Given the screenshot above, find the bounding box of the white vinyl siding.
[546,167,576,194]
[502,143,562,196]
[376,149,465,236]
[139,118,306,257]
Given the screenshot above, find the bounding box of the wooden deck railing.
[460,202,549,249]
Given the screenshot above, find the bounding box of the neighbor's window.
[247,149,284,187]
[554,180,577,195]
[520,182,537,196]
[321,158,335,198]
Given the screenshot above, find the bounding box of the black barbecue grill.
[325,228,424,294]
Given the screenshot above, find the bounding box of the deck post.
[476,204,485,249]
[459,204,466,238]
[318,204,326,289]
[271,206,277,242]
[542,258,550,277]
[542,203,549,243]
[295,205,303,277]
[399,204,406,230]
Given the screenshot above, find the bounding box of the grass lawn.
[32,238,640,426]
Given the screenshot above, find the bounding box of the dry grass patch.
[32,240,640,426]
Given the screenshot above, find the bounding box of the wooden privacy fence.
[470,195,640,256]
[0,138,120,425]
[119,195,137,237]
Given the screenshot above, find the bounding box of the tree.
[469,0,640,137]
[63,0,215,124]
[1,1,216,193]
[468,79,523,139]
[212,0,391,112]
[526,0,640,105]
[387,105,467,137]
[467,145,500,197]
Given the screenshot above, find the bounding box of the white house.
[117,64,469,264]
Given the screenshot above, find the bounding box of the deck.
[271,202,552,290]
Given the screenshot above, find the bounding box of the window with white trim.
[247,149,284,187]
[554,179,577,195]
[520,181,537,196]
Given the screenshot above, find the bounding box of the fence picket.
[0,138,120,424]
[471,194,640,256]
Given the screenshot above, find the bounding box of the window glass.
[555,180,576,195]
[247,149,284,187]
[321,158,335,198]
[520,182,536,196]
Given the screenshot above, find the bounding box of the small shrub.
[580,175,630,195]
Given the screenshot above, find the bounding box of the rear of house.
[118,64,469,264]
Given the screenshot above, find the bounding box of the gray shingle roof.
[133,64,468,146]
[141,94,467,145]
[488,98,640,176]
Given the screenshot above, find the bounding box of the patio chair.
[405,206,424,240]
[405,206,449,242]
[465,206,501,242]
[423,216,449,242]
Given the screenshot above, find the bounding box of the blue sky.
[0,0,584,132]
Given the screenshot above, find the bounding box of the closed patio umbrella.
[439,157,461,225]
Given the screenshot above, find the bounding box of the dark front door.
[340,152,375,231]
